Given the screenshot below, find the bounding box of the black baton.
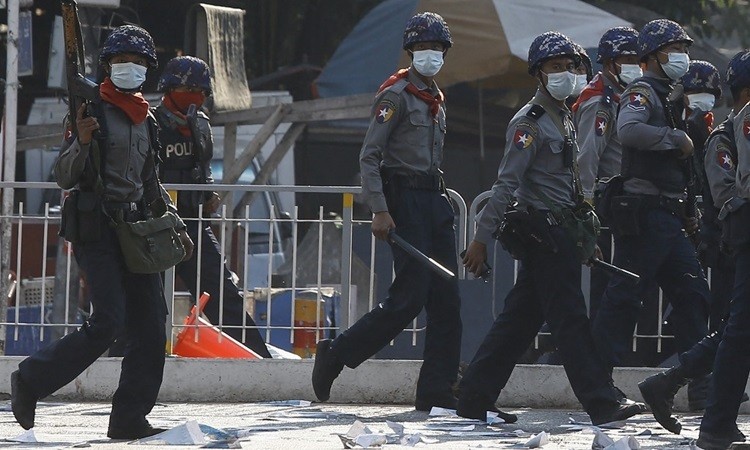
[388,230,455,280]
[591,258,640,283]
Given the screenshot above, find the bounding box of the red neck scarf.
[99,78,150,124]
[377,68,444,116]
[161,94,193,137]
[571,73,620,113]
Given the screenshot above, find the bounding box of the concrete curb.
[0,357,747,413]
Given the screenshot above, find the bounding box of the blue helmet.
[402,12,452,50]
[157,56,212,94]
[99,25,158,68]
[681,60,722,98]
[527,31,579,75]
[597,26,639,63]
[726,49,750,89]
[638,19,692,61]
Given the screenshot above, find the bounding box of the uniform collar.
[532,88,569,116]
[599,71,622,94]
[643,69,672,82]
[408,67,436,93]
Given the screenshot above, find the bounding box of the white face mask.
[543,71,576,100]
[660,52,690,80]
[571,74,588,96]
[687,92,716,112]
[110,62,147,90]
[411,50,444,77]
[617,63,643,87]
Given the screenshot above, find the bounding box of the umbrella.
[314,0,632,96]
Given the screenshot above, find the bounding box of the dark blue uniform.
[154,104,271,358]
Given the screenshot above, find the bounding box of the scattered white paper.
[428,406,456,416]
[137,420,207,445]
[263,400,311,407]
[425,424,475,432]
[604,436,640,450]
[9,429,37,443]
[525,431,549,448]
[346,420,373,437]
[386,420,404,435]
[592,429,615,450]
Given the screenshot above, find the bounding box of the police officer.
[681,61,732,334]
[573,27,640,321]
[312,12,464,413]
[458,32,644,425]
[592,20,710,388]
[153,56,272,358]
[696,49,750,450]
[10,25,193,439]
[568,44,593,105]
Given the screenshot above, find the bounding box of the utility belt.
[103,200,145,223]
[494,201,599,263]
[608,194,685,237]
[381,170,445,192]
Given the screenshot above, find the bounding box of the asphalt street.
[0,400,745,449]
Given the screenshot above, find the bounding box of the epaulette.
[525,104,546,120]
[601,85,614,107]
[383,78,409,95]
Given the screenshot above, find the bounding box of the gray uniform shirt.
[617,71,691,197]
[474,89,577,245]
[359,68,447,213]
[733,102,750,199]
[704,110,738,209]
[575,73,623,199]
[55,102,169,206]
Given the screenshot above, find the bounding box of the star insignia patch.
[744,117,750,141]
[717,150,735,171]
[375,100,396,124]
[595,111,609,137]
[513,128,534,150]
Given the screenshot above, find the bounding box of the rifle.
[185,104,211,211]
[61,0,100,138]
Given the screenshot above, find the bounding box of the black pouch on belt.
[610,195,643,237]
[59,190,101,243]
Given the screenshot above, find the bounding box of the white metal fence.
[0,181,697,363]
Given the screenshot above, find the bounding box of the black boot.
[688,374,711,411]
[311,339,344,402]
[456,393,518,423]
[638,366,690,434]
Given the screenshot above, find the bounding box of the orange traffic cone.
[173,292,262,359]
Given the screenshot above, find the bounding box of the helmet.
[527,31,579,75]
[99,25,158,68]
[597,26,639,63]
[726,49,750,89]
[575,44,592,71]
[157,56,212,94]
[402,12,452,50]
[681,60,722,98]
[638,19,692,60]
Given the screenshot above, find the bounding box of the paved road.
[0,400,743,449]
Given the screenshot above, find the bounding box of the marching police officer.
[10,25,193,439]
[592,20,710,390]
[153,56,272,358]
[569,44,593,105]
[573,27,640,320]
[681,60,732,334]
[459,31,644,425]
[312,12,464,413]
[696,49,750,450]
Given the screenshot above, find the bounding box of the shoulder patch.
[375,98,397,124]
[595,110,611,137]
[716,143,736,171]
[744,114,750,141]
[511,120,538,150]
[624,87,649,111]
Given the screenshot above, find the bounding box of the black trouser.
[330,186,462,399]
[459,226,619,417]
[176,220,272,358]
[19,210,166,428]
